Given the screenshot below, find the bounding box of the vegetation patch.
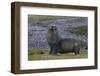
[28,48,88,61]
[69,26,87,36]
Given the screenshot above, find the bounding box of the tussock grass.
[28,48,88,61]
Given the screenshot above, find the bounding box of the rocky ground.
[28,15,88,49]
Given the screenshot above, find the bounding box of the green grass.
[69,26,87,36]
[28,48,88,61]
[28,15,80,22]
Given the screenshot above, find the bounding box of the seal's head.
[50,25,57,31]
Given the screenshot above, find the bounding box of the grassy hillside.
[28,15,80,23]
[69,26,87,36]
